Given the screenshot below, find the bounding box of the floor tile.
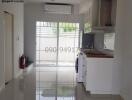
[39,71,57,82]
[36,67,57,72]
[40,82,56,88]
[0,66,122,100]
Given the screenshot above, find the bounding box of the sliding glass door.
[36,21,79,67]
[36,22,58,66]
[58,23,79,66]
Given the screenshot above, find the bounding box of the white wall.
[0,3,24,79]
[79,0,91,14]
[116,0,132,99]
[24,3,82,62]
[94,33,104,51]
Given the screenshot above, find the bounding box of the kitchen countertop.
[81,49,114,58]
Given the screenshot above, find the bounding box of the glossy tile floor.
[0,66,122,100]
[36,67,76,100]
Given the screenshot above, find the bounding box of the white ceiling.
[25,0,82,4]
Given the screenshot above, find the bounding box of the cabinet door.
[5,13,13,83]
[100,0,112,26]
[78,54,83,82]
[0,14,5,87]
[82,54,87,85]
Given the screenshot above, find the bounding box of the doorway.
[36,22,79,67]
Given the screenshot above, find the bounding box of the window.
[84,22,92,33]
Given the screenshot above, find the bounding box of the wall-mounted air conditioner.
[2,0,24,3]
[44,3,73,14]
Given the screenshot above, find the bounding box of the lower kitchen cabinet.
[82,53,117,94]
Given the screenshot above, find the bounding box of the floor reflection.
[36,67,76,100]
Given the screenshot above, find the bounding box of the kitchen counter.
[79,52,116,94]
[81,49,113,58]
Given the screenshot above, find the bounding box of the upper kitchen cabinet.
[80,0,99,33]
[99,0,117,27]
[80,0,117,33]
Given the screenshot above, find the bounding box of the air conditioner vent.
[2,0,24,3]
[45,3,71,6]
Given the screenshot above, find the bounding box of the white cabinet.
[82,0,117,33]
[82,54,115,94]
[0,12,13,85]
[83,0,99,33]
[0,12,5,91]
[5,12,13,83]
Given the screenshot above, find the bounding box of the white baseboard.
[0,84,5,93]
